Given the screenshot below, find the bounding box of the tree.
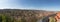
[2,15,6,22]
[0,15,2,22]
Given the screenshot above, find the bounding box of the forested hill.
[0,9,56,22]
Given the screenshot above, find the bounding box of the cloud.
[0,0,9,9]
[0,0,25,9]
[0,0,7,4]
[0,0,8,3]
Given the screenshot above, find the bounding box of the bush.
[0,14,14,22]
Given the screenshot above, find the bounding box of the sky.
[0,0,60,11]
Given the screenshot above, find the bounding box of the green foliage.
[0,9,39,22]
[49,17,56,22]
[0,15,2,22]
[21,18,26,22]
[0,14,14,22]
[6,16,14,22]
[2,15,6,22]
[0,14,38,22]
[31,18,37,22]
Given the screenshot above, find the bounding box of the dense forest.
[0,9,56,22]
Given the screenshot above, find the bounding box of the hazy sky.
[0,0,60,11]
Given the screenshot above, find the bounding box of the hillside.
[0,9,56,22]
